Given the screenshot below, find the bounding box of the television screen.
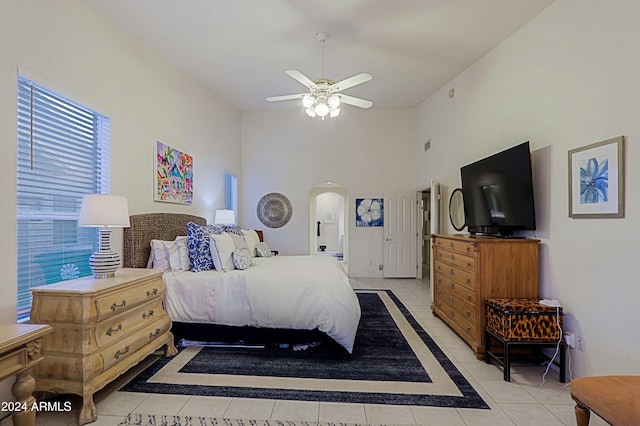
[460,141,536,236]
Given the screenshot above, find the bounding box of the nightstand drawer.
[95,299,164,348]
[100,316,170,371]
[95,278,163,321]
[0,348,27,380]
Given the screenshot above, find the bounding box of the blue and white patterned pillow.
[187,222,225,272]
[232,247,253,270]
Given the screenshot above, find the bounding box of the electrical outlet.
[378,264,384,271]
[564,331,576,348]
[576,335,585,352]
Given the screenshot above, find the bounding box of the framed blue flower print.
[356,198,384,227]
[568,136,624,218]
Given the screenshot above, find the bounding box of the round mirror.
[449,188,466,231]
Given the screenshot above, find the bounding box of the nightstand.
[30,268,177,425]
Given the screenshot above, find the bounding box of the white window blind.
[224,172,238,220]
[16,76,111,319]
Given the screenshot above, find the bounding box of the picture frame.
[155,141,193,205]
[356,198,384,227]
[323,211,336,224]
[568,136,624,218]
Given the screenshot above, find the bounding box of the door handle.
[384,237,391,241]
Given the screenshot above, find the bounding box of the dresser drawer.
[434,260,476,287]
[434,238,475,256]
[95,299,164,348]
[100,316,171,371]
[435,273,476,303]
[435,284,477,325]
[95,278,164,321]
[436,250,475,271]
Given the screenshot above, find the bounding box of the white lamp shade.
[79,194,130,227]
[214,209,236,225]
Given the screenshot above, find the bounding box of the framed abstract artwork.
[155,141,193,205]
[568,136,624,218]
[356,198,383,227]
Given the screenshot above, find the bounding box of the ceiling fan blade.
[266,93,305,102]
[285,70,318,90]
[340,94,373,109]
[330,73,372,93]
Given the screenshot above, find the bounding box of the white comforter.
[162,255,361,353]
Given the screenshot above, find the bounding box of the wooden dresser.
[432,234,539,359]
[30,268,177,425]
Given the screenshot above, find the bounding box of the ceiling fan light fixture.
[329,107,340,118]
[315,101,330,117]
[327,94,341,109]
[302,94,316,108]
[305,107,316,118]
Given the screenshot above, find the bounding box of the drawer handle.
[111,300,126,312]
[449,282,455,290]
[114,346,130,360]
[466,247,471,254]
[449,268,455,275]
[466,278,471,285]
[467,293,472,301]
[106,323,122,336]
[450,254,456,261]
[149,328,161,339]
[146,288,159,297]
[451,311,455,318]
[142,310,155,319]
[449,295,454,303]
[450,242,454,248]
[466,309,471,317]
[466,262,472,268]
[466,326,471,333]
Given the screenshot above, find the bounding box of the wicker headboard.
[123,213,206,268]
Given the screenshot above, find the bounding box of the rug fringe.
[120,413,384,426]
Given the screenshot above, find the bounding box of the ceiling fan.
[266,32,373,119]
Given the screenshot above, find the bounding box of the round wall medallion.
[257,192,292,228]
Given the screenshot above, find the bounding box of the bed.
[123,213,361,353]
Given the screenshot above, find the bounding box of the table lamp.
[79,194,130,278]
[214,209,236,225]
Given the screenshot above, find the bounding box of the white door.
[383,192,417,277]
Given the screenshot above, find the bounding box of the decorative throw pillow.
[210,233,236,272]
[255,241,272,258]
[232,247,252,270]
[241,229,261,257]
[148,239,171,270]
[223,224,244,236]
[187,222,225,272]
[168,236,191,271]
[229,233,248,251]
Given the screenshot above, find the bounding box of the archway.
[308,182,349,274]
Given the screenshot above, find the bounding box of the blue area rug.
[121,290,488,409]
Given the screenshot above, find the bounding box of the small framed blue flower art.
[356,198,384,227]
[568,136,624,218]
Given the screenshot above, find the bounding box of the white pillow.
[149,237,191,271]
[149,239,171,270]
[210,233,236,272]
[241,229,261,257]
[168,236,191,271]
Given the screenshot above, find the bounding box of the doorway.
[309,183,349,273]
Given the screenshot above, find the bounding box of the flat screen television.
[460,141,536,236]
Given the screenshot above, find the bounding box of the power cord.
[540,305,562,387]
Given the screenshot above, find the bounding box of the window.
[16,76,111,320]
[224,171,238,222]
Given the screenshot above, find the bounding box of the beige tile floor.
[1,277,607,426]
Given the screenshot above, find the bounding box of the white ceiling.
[85,0,555,111]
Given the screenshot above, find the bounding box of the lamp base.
[89,228,120,278]
[89,250,120,278]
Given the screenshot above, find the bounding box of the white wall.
[417,0,640,377]
[0,0,240,404]
[241,108,416,277]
